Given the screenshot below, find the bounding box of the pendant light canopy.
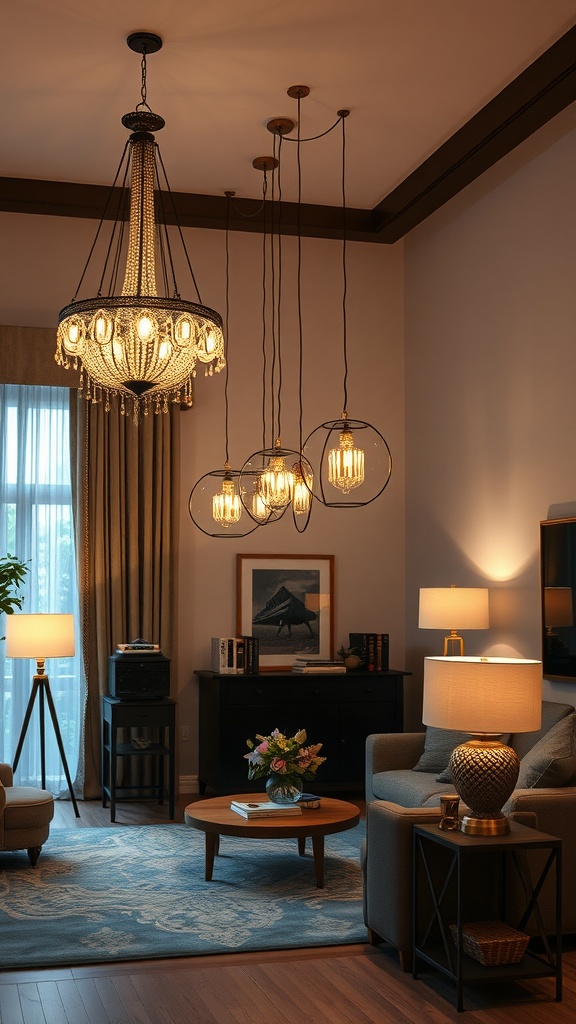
[55,32,225,418]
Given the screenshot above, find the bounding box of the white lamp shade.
[419,588,489,629]
[5,614,75,660]
[423,656,542,734]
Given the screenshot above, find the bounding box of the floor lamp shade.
[5,613,79,816]
[423,656,542,835]
[5,614,75,661]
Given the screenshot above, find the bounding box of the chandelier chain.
[136,48,152,112]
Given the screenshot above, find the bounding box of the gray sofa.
[363,700,576,969]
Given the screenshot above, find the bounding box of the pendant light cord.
[340,112,349,419]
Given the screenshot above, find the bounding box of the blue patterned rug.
[1,822,366,968]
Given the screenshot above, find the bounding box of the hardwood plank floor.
[1,796,574,1023]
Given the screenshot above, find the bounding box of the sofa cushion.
[412,728,474,774]
[372,769,456,807]
[516,712,576,789]
[511,700,574,760]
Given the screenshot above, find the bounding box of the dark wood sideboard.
[195,669,409,795]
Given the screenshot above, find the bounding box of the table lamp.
[418,586,489,655]
[423,656,542,835]
[5,613,80,817]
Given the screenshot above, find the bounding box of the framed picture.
[237,554,334,671]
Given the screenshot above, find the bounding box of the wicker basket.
[450,921,530,966]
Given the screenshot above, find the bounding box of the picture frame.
[237,554,334,671]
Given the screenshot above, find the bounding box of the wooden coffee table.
[184,794,360,888]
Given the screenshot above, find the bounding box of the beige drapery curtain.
[71,397,180,799]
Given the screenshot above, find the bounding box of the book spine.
[242,636,259,675]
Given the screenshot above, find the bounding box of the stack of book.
[230,800,303,818]
[291,658,344,674]
[211,637,245,674]
[349,632,389,672]
[210,637,260,674]
[298,793,321,808]
[241,635,259,674]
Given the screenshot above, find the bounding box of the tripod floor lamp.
[5,613,80,817]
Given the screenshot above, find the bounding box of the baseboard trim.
[179,774,200,794]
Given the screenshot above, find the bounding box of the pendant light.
[55,33,225,419]
[188,193,259,538]
[304,112,392,506]
[240,125,312,526]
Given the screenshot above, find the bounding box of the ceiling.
[2,0,576,242]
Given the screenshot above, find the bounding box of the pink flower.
[270,758,287,773]
[256,740,268,753]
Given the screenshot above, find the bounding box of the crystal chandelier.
[55,32,224,418]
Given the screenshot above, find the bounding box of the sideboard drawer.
[223,680,291,705]
[290,678,342,703]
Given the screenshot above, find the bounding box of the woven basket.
[450,921,529,966]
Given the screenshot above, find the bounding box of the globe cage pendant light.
[188,192,260,538]
[240,131,311,527]
[303,112,392,507]
[55,32,225,420]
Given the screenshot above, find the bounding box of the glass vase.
[265,774,303,804]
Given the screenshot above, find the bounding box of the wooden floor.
[1,796,574,1024]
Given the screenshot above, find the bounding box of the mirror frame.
[541,517,576,680]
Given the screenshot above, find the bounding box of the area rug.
[1,822,366,968]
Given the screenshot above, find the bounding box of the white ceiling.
[3,0,576,210]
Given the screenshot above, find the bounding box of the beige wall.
[404,103,576,723]
[0,211,406,785]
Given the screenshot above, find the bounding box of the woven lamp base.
[449,738,520,836]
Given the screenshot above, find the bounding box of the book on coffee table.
[230,800,303,818]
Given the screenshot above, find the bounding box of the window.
[0,385,83,793]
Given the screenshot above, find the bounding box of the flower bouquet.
[244,727,326,803]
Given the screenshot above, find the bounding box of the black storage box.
[108,651,170,699]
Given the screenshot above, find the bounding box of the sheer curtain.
[0,384,84,796]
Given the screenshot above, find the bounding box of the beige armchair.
[0,762,54,866]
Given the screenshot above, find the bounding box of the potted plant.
[0,553,29,640]
[337,645,363,671]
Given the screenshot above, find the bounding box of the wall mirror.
[541,517,576,679]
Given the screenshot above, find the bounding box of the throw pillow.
[516,712,576,789]
[412,728,474,774]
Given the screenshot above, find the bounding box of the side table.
[413,821,562,1012]
[101,696,176,822]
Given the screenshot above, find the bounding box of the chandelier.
[55,32,225,418]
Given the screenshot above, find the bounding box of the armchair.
[0,762,54,866]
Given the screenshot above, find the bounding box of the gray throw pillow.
[412,728,475,775]
[516,712,576,789]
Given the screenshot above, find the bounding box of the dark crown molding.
[2,25,575,243]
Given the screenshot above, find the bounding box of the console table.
[413,821,562,1012]
[195,668,409,794]
[101,696,176,822]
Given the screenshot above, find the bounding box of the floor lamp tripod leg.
[12,677,41,773]
[43,676,81,818]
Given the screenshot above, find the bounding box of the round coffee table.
[184,794,360,888]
